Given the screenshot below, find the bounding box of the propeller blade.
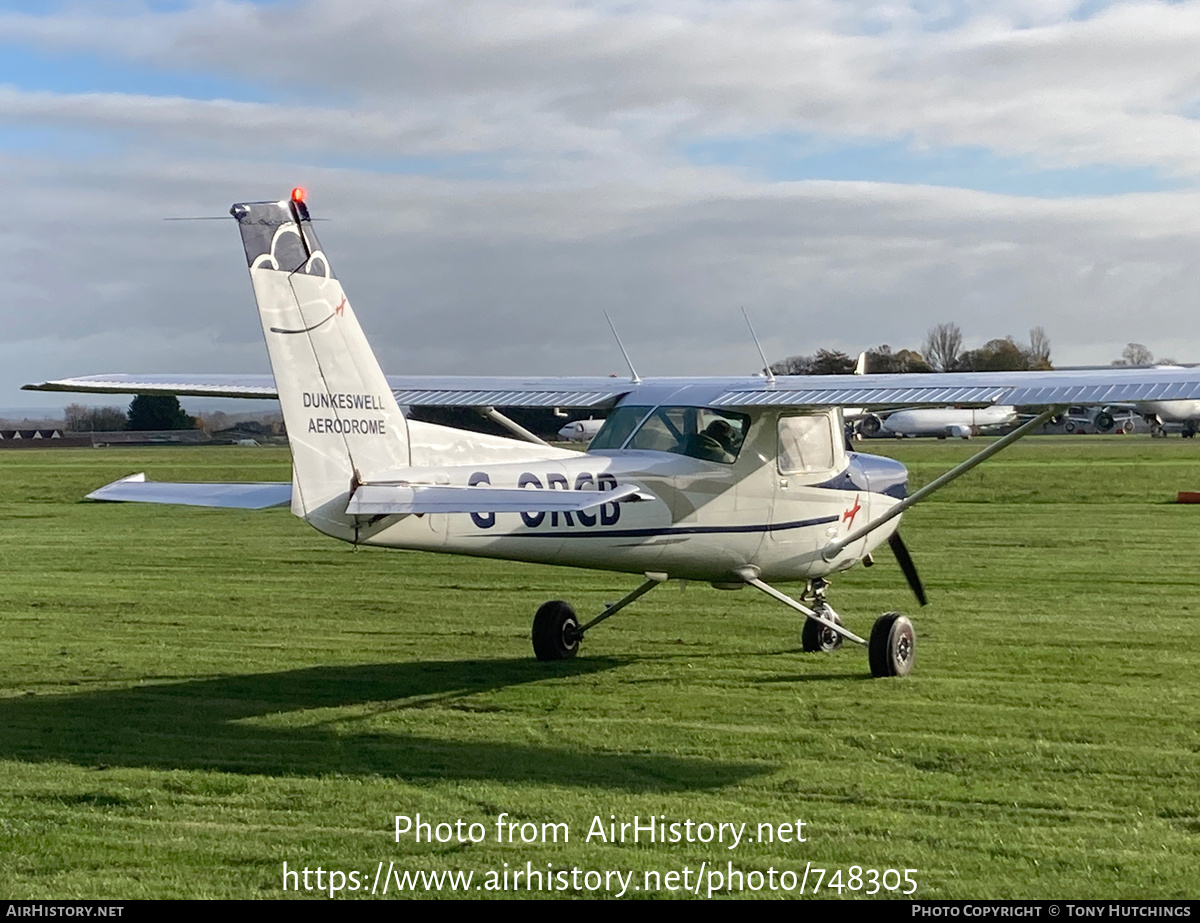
[888,531,928,607]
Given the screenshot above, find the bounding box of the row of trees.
[1113,343,1176,366]
[771,323,1053,376]
[64,396,197,433]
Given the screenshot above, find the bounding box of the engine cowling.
[857,414,882,437]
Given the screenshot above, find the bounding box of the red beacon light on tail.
[291,187,307,204]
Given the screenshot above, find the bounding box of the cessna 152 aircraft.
[31,191,1200,678]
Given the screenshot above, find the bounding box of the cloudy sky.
[5,0,1200,412]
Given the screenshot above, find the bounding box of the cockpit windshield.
[588,406,652,451]
[589,405,750,464]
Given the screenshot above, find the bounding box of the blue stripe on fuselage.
[501,514,839,539]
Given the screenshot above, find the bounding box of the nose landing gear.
[740,571,916,678]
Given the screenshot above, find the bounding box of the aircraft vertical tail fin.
[230,190,409,538]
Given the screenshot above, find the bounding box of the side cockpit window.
[778,414,835,475]
[595,405,750,465]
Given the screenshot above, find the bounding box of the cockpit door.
[770,411,855,556]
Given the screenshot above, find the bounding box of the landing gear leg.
[531,573,666,661]
[737,569,867,648]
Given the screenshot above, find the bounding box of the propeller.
[888,531,927,607]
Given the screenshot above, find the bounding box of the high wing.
[24,373,633,409]
[25,365,1200,409]
[25,373,280,400]
[705,366,1200,408]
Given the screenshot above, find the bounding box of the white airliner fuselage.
[877,406,1017,439]
[557,418,605,442]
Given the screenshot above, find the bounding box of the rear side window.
[778,415,835,474]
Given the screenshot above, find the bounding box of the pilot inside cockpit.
[593,405,749,464]
[688,418,740,463]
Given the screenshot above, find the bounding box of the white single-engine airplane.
[35,191,1200,678]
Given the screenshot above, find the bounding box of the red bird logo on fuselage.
[842,494,862,529]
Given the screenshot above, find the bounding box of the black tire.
[1094,411,1115,432]
[532,600,580,661]
[868,612,915,678]
[802,612,843,653]
[858,415,881,437]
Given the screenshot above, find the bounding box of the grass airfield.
[0,438,1198,899]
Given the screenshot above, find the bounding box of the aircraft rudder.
[231,191,410,533]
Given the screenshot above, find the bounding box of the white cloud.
[5,1,1200,176]
[5,0,1200,408]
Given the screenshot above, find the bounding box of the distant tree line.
[770,323,1054,375]
[1112,343,1175,366]
[64,395,197,433]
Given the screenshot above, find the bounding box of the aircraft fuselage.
[882,405,1017,438]
[1137,400,1200,424]
[347,409,907,584]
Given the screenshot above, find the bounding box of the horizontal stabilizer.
[346,483,652,516]
[87,473,291,509]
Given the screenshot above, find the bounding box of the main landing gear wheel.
[868,612,915,678]
[802,612,843,653]
[532,600,580,661]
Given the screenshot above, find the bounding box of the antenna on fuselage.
[604,311,641,384]
[741,306,776,385]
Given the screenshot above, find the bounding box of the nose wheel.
[739,571,917,678]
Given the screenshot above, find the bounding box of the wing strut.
[822,407,1061,560]
[477,406,551,447]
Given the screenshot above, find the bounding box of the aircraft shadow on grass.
[0,658,762,791]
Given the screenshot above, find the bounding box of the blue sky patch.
[0,42,269,104]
